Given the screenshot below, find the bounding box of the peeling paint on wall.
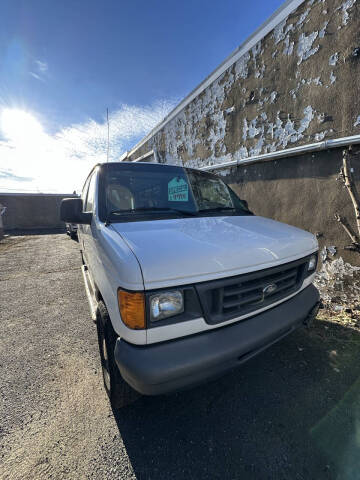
[296,8,311,25]
[329,71,336,84]
[234,52,250,79]
[297,31,319,64]
[329,52,339,65]
[129,0,360,170]
[319,21,329,37]
[273,19,294,44]
[337,0,356,26]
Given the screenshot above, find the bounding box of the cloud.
[0,169,32,181]
[56,99,174,158]
[29,72,45,82]
[35,60,48,73]
[29,60,48,82]
[0,99,177,193]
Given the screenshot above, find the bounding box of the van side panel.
[78,170,146,344]
[91,224,147,344]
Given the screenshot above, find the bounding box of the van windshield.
[102,163,252,222]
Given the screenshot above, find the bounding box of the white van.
[61,162,319,407]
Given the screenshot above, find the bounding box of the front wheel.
[96,301,139,408]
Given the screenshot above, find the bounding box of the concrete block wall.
[225,146,360,265]
[0,194,77,232]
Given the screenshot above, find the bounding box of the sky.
[0,0,284,193]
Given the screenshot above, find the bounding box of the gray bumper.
[115,284,319,395]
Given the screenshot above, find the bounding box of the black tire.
[70,232,77,240]
[96,301,139,408]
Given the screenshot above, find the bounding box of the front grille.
[195,256,309,324]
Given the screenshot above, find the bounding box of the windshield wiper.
[109,207,198,217]
[198,206,237,213]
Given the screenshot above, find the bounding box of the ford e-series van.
[60,162,319,407]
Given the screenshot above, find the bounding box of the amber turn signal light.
[117,289,145,329]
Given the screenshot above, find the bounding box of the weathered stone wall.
[127,0,360,273]
[0,194,76,231]
[129,0,360,167]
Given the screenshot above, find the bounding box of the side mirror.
[60,198,92,224]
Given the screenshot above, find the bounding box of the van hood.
[111,216,318,289]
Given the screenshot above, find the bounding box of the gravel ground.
[1,233,360,480]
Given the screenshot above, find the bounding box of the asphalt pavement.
[1,233,360,480]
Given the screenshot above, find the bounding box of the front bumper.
[114,284,319,395]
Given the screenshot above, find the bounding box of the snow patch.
[314,257,360,307]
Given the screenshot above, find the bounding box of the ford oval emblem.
[263,283,277,296]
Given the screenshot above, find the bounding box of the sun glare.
[0,108,45,145]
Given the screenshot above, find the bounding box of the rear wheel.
[96,301,139,408]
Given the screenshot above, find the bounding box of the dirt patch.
[317,307,360,335]
[0,235,29,254]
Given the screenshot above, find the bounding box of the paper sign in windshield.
[168,177,188,202]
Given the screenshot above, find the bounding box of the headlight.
[150,291,184,322]
[308,253,318,271]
